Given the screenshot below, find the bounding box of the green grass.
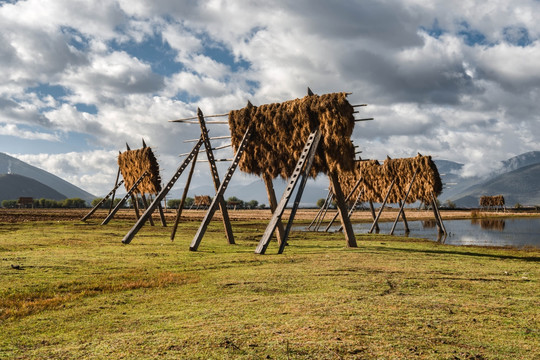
[0,219,538,359]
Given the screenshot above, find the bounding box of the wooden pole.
[368,179,396,233]
[336,189,364,232]
[122,140,203,244]
[263,173,285,246]
[431,192,447,235]
[255,129,321,254]
[170,147,199,240]
[324,176,363,232]
[102,171,148,225]
[140,194,155,226]
[390,171,417,235]
[109,165,122,215]
[328,171,357,248]
[368,200,380,232]
[81,179,124,221]
[307,189,331,230]
[314,191,333,231]
[131,194,141,220]
[399,201,410,233]
[197,108,235,245]
[190,125,254,251]
[278,131,323,254]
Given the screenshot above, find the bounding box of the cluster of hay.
[479,195,505,208]
[339,154,442,204]
[193,195,212,207]
[118,147,161,195]
[228,92,355,179]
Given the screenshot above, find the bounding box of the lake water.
[306,217,540,248]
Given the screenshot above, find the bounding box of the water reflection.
[302,217,540,248]
[471,218,505,231]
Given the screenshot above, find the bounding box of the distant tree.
[184,197,194,208]
[167,199,182,209]
[63,198,87,208]
[1,200,17,208]
[258,204,266,209]
[246,200,258,209]
[91,197,122,209]
[514,203,523,209]
[226,196,244,209]
[316,198,326,208]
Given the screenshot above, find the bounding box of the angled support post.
[255,129,321,255]
[324,176,363,232]
[109,164,122,214]
[263,173,285,246]
[315,191,333,231]
[190,125,254,251]
[121,139,204,244]
[368,200,380,232]
[171,145,200,240]
[140,194,155,226]
[328,171,357,247]
[81,179,124,221]
[307,188,332,230]
[336,188,364,232]
[431,192,447,235]
[278,130,322,254]
[390,171,417,235]
[197,108,235,245]
[368,179,396,233]
[102,171,148,225]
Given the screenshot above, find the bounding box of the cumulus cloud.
[0,0,539,197]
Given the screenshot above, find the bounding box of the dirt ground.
[0,207,536,224]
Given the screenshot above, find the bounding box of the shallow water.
[303,217,540,248]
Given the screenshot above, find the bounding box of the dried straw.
[194,195,212,207]
[228,92,355,179]
[118,147,161,195]
[340,154,442,204]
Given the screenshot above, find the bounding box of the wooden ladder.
[255,128,322,254]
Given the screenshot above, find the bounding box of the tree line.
[1,198,87,208]
[167,196,263,209]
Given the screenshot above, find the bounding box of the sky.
[1,0,539,197]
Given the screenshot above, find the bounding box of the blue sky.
[0,0,539,196]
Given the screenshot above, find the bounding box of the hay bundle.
[118,147,161,195]
[479,195,505,208]
[339,154,442,204]
[228,92,355,179]
[194,195,212,207]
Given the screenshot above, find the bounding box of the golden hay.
[118,147,161,195]
[228,92,355,179]
[193,195,212,207]
[479,195,505,208]
[339,154,442,204]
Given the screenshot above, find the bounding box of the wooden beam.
[170,146,199,240]
[197,108,235,245]
[328,171,357,247]
[109,165,122,215]
[255,129,321,254]
[121,139,204,244]
[390,171,417,235]
[81,179,124,221]
[190,125,254,251]
[368,179,396,233]
[102,171,148,225]
[278,131,322,254]
[368,200,380,232]
[263,173,285,246]
[307,189,331,230]
[140,194,155,226]
[324,176,363,232]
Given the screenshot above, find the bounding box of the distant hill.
[0,153,95,204]
[0,174,67,203]
[452,163,540,207]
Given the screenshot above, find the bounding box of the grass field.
[0,215,538,359]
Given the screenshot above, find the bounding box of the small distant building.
[17,197,34,208]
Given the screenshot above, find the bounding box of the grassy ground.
[0,218,538,359]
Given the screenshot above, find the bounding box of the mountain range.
[1,151,539,208]
[0,153,96,204]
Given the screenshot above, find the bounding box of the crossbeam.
[81,179,124,221]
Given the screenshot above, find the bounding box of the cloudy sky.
[1,0,539,196]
